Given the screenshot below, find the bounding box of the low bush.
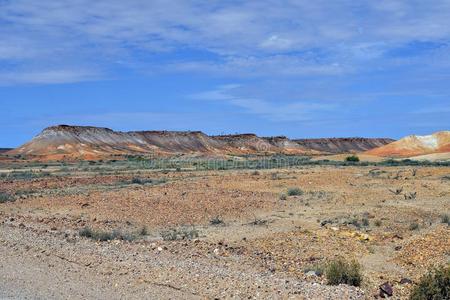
[325,258,362,287]
[79,227,94,238]
[129,177,166,185]
[3,171,51,180]
[249,218,269,226]
[345,155,360,162]
[362,217,370,227]
[0,192,14,203]
[79,227,137,241]
[409,222,419,231]
[287,187,303,196]
[210,217,225,226]
[139,226,149,236]
[160,226,199,241]
[348,218,361,229]
[410,264,449,300]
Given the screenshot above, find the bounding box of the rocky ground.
[0,161,449,299]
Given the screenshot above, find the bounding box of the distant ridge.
[0,148,12,154]
[6,125,395,161]
[294,137,395,154]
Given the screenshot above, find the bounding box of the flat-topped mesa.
[262,136,289,141]
[131,130,218,153]
[6,125,400,161]
[0,148,12,153]
[41,125,115,135]
[294,137,396,154]
[296,137,394,143]
[212,133,258,140]
[129,130,206,136]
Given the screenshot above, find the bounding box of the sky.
[1,1,450,147]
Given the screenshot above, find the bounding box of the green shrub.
[287,188,303,196]
[345,155,360,162]
[409,222,419,231]
[410,265,449,300]
[362,217,370,227]
[4,171,51,180]
[131,177,145,184]
[325,258,362,287]
[0,192,14,203]
[139,226,149,236]
[249,218,268,226]
[130,177,166,185]
[348,218,361,229]
[160,226,199,241]
[210,217,224,226]
[79,227,137,241]
[79,227,94,238]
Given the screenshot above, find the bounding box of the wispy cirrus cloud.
[0,69,102,85]
[2,1,450,84]
[190,84,335,122]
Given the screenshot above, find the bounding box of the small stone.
[400,278,412,285]
[320,219,332,227]
[379,282,393,298]
[394,246,402,251]
[305,271,318,277]
[359,233,370,241]
[157,247,163,252]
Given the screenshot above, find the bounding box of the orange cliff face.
[366,131,450,158]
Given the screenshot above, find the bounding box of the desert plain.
[0,156,449,299]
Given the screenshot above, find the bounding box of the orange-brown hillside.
[366,131,450,158]
[6,125,395,161]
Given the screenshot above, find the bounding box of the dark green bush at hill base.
[410,264,449,300]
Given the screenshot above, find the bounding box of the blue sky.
[1,1,450,147]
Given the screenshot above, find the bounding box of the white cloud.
[1,1,450,83]
[190,84,335,122]
[0,69,101,85]
[260,35,295,51]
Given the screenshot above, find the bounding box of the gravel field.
[0,162,449,299]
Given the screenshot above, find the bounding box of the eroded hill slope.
[7,125,395,160]
[366,131,450,158]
